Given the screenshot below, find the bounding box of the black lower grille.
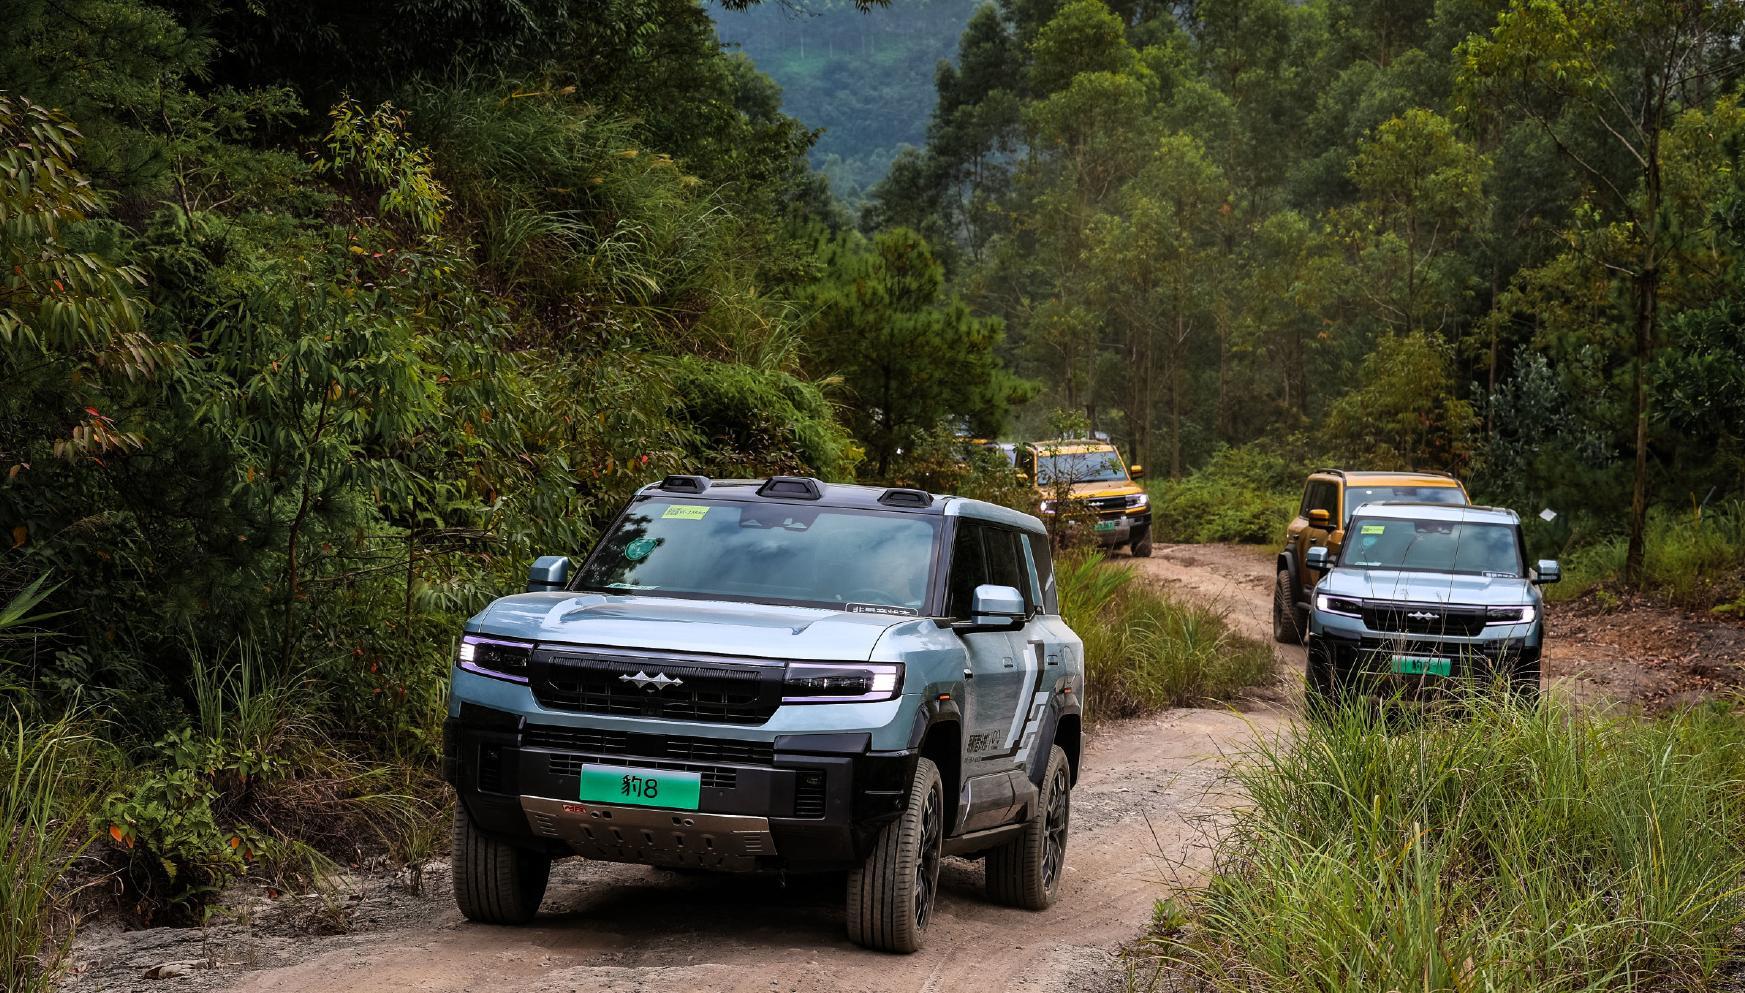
[546,752,738,790]
[530,650,780,725]
[521,724,776,765]
[1360,604,1488,636]
[793,771,827,818]
[477,744,504,793]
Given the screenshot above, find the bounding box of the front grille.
[521,724,776,765]
[546,752,738,790]
[1360,603,1488,637]
[793,771,827,818]
[1085,495,1127,514]
[530,650,781,725]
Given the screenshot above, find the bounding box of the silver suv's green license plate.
[579,765,701,810]
[1392,655,1453,677]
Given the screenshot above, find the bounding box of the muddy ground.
[65,543,1743,993]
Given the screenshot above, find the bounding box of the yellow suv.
[1272,469,1469,643]
[1018,440,1152,557]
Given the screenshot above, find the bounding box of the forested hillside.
[711,0,983,201]
[870,0,1745,583]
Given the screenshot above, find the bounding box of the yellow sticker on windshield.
[661,504,709,520]
[1360,524,1386,535]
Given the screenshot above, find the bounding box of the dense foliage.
[872,0,1745,584]
[0,0,1024,931]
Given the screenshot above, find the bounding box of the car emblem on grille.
[1407,611,1439,621]
[619,670,684,692]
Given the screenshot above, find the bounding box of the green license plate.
[1392,655,1453,677]
[578,765,701,810]
[1092,520,1118,533]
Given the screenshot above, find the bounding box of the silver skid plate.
[519,795,778,871]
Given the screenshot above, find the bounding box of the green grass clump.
[1056,552,1273,719]
[1152,697,1745,991]
[1148,445,1302,545]
[0,712,99,993]
[1550,502,1745,608]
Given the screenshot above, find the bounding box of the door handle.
[963,668,973,680]
[1001,656,1015,669]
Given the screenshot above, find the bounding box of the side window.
[946,522,989,618]
[1299,482,1318,517]
[1027,531,1058,614]
[983,527,1028,606]
[1308,481,1337,518]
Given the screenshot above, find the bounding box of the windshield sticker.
[846,603,918,616]
[1483,571,1518,578]
[1360,524,1386,535]
[624,536,657,561]
[661,504,709,520]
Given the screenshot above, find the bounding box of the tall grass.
[1551,502,1745,607]
[0,711,95,993]
[1150,697,1745,991]
[1056,551,1273,719]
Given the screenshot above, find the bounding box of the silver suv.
[443,475,1085,953]
[1302,502,1559,704]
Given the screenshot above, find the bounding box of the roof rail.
[877,487,933,509]
[1411,468,1456,478]
[1312,467,1347,477]
[658,474,710,494]
[756,476,824,501]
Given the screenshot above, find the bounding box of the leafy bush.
[1149,444,1303,544]
[1551,502,1745,608]
[1153,698,1745,992]
[1056,552,1272,718]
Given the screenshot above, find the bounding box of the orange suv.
[1272,469,1470,643]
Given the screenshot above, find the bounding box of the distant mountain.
[710,0,983,203]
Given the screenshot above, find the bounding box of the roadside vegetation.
[1057,552,1272,719]
[1551,504,1745,612]
[1146,696,1745,991]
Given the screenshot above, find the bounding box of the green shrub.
[1152,697,1745,992]
[1149,444,1302,545]
[1551,502,1745,607]
[1056,552,1272,718]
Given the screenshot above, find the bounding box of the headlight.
[1485,605,1537,625]
[1039,500,1057,515]
[1315,594,1364,617]
[782,662,903,703]
[1126,493,1149,509]
[458,634,533,683]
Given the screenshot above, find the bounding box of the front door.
[946,521,1030,780]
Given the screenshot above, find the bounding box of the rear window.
[1342,485,1465,524]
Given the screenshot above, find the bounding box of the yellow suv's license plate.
[1092,520,1118,533]
[579,765,701,810]
[1392,655,1453,677]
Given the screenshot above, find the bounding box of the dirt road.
[72,546,1308,993]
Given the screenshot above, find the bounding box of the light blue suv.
[443,475,1085,953]
[1303,502,1559,704]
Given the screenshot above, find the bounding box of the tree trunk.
[1626,264,1655,587]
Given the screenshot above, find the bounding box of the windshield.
[574,499,938,613]
[1035,450,1128,485]
[1342,485,1465,524]
[1341,518,1523,577]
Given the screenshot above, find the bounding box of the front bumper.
[1308,617,1541,697]
[1050,508,1151,546]
[444,703,915,872]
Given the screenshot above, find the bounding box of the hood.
[466,592,907,661]
[1064,480,1142,500]
[1320,568,1536,606]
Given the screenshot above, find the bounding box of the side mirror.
[1306,546,1332,572]
[955,584,1027,632]
[1128,464,1145,481]
[527,555,571,593]
[1534,559,1561,584]
[1307,508,1332,529]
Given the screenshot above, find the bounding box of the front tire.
[452,804,551,925]
[847,757,944,953]
[986,745,1071,911]
[1273,569,1303,644]
[1130,525,1153,558]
